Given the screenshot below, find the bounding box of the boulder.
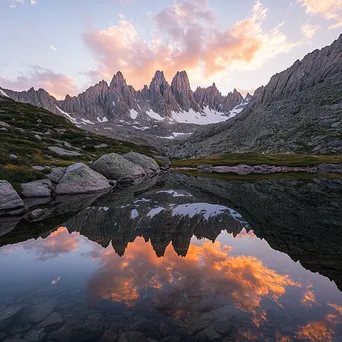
[123,152,160,176]
[91,153,146,182]
[0,305,25,331]
[54,163,112,195]
[0,181,26,216]
[20,179,54,198]
[46,167,66,184]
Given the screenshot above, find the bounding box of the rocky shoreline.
[175,163,342,175]
[0,152,167,217]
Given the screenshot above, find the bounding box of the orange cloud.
[301,284,316,307]
[22,226,80,260]
[87,237,298,325]
[0,66,78,99]
[297,0,342,29]
[83,0,299,90]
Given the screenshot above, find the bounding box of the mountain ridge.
[168,34,342,157]
[0,70,247,125]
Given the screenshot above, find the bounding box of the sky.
[0,0,341,99]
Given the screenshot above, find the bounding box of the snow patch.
[171,203,242,221]
[157,190,192,198]
[104,127,113,130]
[82,118,94,125]
[97,116,108,123]
[147,207,165,218]
[130,109,139,120]
[0,89,9,98]
[56,106,77,124]
[131,209,139,219]
[146,109,164,121]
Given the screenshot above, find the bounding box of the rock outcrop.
[54,163,112,195]
[91,153,146,182]
[0,181,26,216]
[169,34,342,157]
[20,179,54,198]
[123,152,160,176]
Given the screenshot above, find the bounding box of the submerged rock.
[123,152,160,176]
[91,153,146,182]
[20,179,54,198]
[29,300,57,324]
[0,181,26,216]
[54,163,112,195]
[0,305,25,331]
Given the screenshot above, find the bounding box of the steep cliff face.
[169,34,342,157]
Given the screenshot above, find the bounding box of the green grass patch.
[0,98,159,185]
[172,153,342,168]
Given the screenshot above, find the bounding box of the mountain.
[169,34,342,158]
[0,71,249,144]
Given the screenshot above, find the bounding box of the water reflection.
[0,174,342,341]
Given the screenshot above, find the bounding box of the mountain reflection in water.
[0,173,341,341]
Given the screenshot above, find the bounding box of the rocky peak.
[110,71,127,92]
[245,92,253,101]
[194,83,224,111]
[171,71,200,112]
[222,89,243,112]
[148,71,180,117]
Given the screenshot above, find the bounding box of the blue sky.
[0,0,341,98]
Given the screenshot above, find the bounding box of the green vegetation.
[0,98,158,188]
[177,170,342,182]
[172,152,342,168]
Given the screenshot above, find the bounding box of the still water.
[0,173,341,341]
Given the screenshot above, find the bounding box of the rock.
[29,299,57,324]
[20,179,54,198]
[24,208,51,222]
[54,163,112,195]
[129,320,161,339]
[117,331,151,342]
[48,324,72,342]
[197,164,213,173]
[46,167,66,184]
[83,313,107,333]
[38,312,64,330]
[194,326,221,341]
[0,127,8,132]
[91,153,146,182]
[0,181,26,216]
[95,144,109,149]
[34,134,42,141]
[48,146,82,157]
[24,329,46,342]
[10,154,17,159]
[32,166,46,171]
[0,121,10,127]
[8,324,31,336]
[123,152,160,176]
[0,306,25,331]
[98,330,118,342]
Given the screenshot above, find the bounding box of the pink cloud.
[83,0,299,89]
[297,0,342,29]
[0,65,78,99]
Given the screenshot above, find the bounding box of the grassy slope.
[0,98,158,189]
[172,152,342,168]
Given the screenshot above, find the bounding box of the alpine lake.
[1,171,341,342]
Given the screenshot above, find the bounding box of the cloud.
[0,66,78,99]
[297,0,342,29]
[87,237,298,324]
[20,227,80,260]
[31,0,36,4]
[49,45,57,52]
[83,0,299,89]
[10,0,36,6]
[300,22,320,39]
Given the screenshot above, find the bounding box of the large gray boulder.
[20,179,54,198]
[48,146,82,157]
[123,152,160,176]
[91,153,146,182]
[0,180,26,216]
[46,167,66,184]
[54,163,112,195]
